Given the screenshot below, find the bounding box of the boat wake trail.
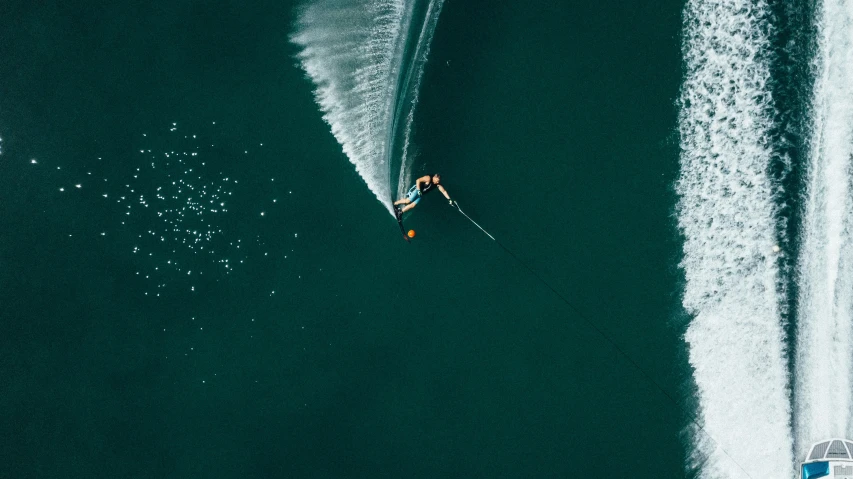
[292,0,444,214]
[677,0,794,476]
[794,0,853,457]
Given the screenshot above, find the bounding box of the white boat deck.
[803,439,853,479]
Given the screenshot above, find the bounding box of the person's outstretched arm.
[438,185,452,204]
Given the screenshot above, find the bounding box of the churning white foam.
[677,0,794,476]
[794,0,853,457]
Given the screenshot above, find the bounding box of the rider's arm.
[438,185,450,200]
[415,176,428,192]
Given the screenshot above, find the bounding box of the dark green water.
[1,0,688,477]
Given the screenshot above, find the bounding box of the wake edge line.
[452,201,757,479]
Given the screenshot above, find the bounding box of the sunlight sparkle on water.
[32,122,305,380]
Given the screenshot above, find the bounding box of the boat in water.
[802,439,853,479]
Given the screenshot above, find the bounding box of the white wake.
[292,0,444,214]
[794,0,853,457]
[677,0,795,476]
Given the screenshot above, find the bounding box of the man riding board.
[393,174,452,214]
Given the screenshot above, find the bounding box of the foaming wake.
[292,0,444,214]
[794,0,853,457]
[677,0,794,476]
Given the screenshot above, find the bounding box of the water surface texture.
[2,0,799,477]
[676,0,853,477]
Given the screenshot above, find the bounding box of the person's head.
[432,174,441,184]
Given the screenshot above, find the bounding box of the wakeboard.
[394,205,410,242]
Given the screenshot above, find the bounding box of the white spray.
[292,0,444,214]
[677,0,794,476]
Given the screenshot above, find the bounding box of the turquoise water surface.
[1,0,696,477]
